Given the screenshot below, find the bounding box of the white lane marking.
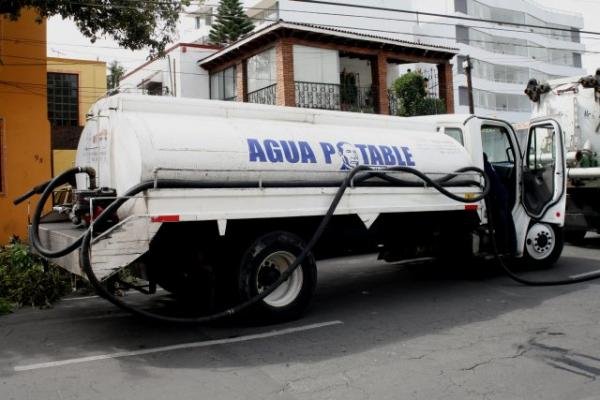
[570,270,600,279]
[14,320,343,372]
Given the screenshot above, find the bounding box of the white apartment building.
[121,0,585,122]
[414,0,585,122]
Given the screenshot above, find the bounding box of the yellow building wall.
[0,9,51,244]
[52,149,77,175]
[47,58,106,175]
[46,57,107,126]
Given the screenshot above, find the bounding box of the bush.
[393,71,445,116]
[0,240,72,314]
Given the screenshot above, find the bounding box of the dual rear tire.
[238,231,317,321]
[147,230,317,321]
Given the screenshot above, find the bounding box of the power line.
[289,0,600,36]
[7,16,600,61]
[34,1,600,45]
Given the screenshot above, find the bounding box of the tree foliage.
[209,0,254,45]
[0,240,71,314]
[392,71,445,116]
[107,60,125,90]
[1,0,191,56]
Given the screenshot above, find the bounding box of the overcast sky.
[46,0,600,74]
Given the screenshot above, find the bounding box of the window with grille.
[47,73,79,127]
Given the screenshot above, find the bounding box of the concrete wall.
[0,8,51,243]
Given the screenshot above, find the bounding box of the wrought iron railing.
[388,90,400,116]
[295,81,375,113]
[247,84,277,105]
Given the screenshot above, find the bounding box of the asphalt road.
[2,235,600,400]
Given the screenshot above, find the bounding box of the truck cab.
[416,114,566,266]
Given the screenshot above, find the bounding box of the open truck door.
[522,120,566,221]
[515,119,566,265]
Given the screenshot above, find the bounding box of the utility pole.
[462,55,474,114]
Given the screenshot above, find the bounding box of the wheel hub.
[525,223,555,260]
[256,251,303,308]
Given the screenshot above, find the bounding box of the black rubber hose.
[79,165,373,323]
[77,165,490,323]
[13,179,52,205]
[29,167,96,258]
[485,203,600,286]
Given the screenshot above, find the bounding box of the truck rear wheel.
[522,223,563,269]
[238,231,317,321]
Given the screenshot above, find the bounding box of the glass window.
[247,48,276,93]
[205,9,213,26]
[482,125,514,163]
[527,125,556,170]
[444,127,464,145]
[47,72,79,127]
[293,45,340,84]
[210,65,237,100]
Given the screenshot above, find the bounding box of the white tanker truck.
[525,72,600,242]
[24,95,568,322]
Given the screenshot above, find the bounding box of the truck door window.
[481,125,514,164]
[444,127,464,146]
[522,125,556,215]
[527,126,555,171]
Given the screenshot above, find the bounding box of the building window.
[459,86,531,113]
[47,72,79,127]
[195,16,201,29]
[459,26,580,67]
[210,65,237,100]
[465,0,577,42]
[252,1,279,26]
[247,48,276,93]
[456,56,562,85]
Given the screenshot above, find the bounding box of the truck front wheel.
[522,223,564,269]
[238,231,317,321]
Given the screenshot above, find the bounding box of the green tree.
[392,71,445,116]
[209,0,254,45]
[1,1,191,56]
[107,60,125,90]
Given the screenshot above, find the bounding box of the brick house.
[199,21,458,115]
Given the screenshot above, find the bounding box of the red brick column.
[437,62,454,114]
[235,60,247,102]
[372,53,389,115]
[275,39,296,107]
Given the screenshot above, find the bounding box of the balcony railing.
[247,84,277,105]
[295,81,375,113]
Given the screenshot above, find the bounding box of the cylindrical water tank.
[76,95,476,194]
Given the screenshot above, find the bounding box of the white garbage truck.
[22,95,567,322]
[525,72,600,242]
